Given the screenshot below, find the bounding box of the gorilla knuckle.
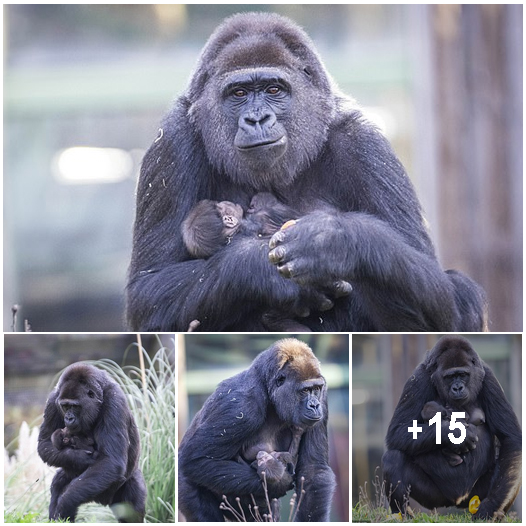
[268,230,285,250]
[269,245,287,264]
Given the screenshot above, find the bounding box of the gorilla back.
[127,12,486,332]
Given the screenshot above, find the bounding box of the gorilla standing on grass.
[38,363,146,522]
[127,12,486,332]
[178,338,335,521]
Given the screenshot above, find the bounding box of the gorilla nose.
[452,385,465,397]
[240,111,276,131]
[308,400,320,410]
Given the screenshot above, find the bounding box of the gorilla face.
[225,68,291,164]
[429,343,485,408]
[55,372,103,434]
[187,18,335,191]
[442,368,471,402]
[215,201,243,236]
[271,363,326,429]
[297,378,325,426]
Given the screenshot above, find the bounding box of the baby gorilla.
[51,427,97,457]
[182,193,352,331]
[247,426,303,494]
[421,401,485,466]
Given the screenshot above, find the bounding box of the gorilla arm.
[474,366,522,519]
[270,211,461,332]
[38,390,97,473]
[130,236,308,332]
[293,398,335,522]
[178,375,272,499]
[268,111,486,332]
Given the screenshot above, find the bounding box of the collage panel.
[177,333,350,522]
[4,333,175,523]
[352,334,522,522]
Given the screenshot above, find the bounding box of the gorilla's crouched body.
[38,363,146,523]
[178,338,335,521]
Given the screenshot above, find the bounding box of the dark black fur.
[126,12,486,332]
[37,363,147,523]
[178,338,335,521]
[51,427,96,455]
[382,336,521,520]
[181,193,352,331]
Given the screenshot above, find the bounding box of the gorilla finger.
[332,280,353,298]
[296,306,311,318]
[269,246,287,265]
[277,262,294,278]
[318,297,334,311]
[309,290,334,311]
[269,230,286,250]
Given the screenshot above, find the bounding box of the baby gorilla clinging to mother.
[421,401,485,466]
[182,193,352,331]
[51,427,98,458]
[246,426,303,494]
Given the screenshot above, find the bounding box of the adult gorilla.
[382,336,521,520]
[126,12,486,332]
[38,363,146,522]
[178,338,335,521]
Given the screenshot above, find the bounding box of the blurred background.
[352,334,522,518]
[4,332,173,448]
[4,5,522,331]
[178,333,349,521]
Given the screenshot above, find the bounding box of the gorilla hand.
[448,422,479,454]
[474,497,500,521]
[269,211,351,286]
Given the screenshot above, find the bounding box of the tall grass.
[94,338,176,523]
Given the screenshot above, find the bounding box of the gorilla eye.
[276,374,286,387]
[233,88,248,98]
[87,390,95,398]
[266,86,281,95]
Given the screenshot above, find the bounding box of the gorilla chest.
[240,426,293,462]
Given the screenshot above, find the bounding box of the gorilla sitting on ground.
[382,336,521,520]
[127,12,486,332]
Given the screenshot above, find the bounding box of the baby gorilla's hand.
[255,451,294,496]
